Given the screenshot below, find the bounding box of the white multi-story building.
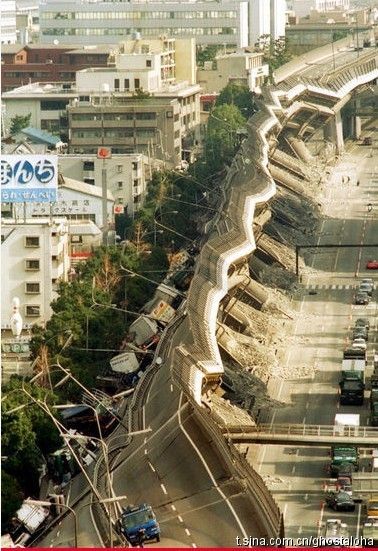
[1,218,70,329]
[197,49,269,94]
[39,0,249,47]
[292,0,350,18]
[249,0,270,46]
[270,0,287,39]
[1,0,17,44]
[58,154,147,218]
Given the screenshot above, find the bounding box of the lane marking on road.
[170,384,174,392]
[291,465,296,474]
[302,417,306,424]
[356,503,362,538]
[148,461,156,472]
[185,528,191,537]
[178,515,184,523]
[144,448,148,455]
[192,544,197,548]
[298,526,303,534]
[161,483,168,495]
[171,504,176,511]
[283,503,288,520]
[178,393,248,539]
[317,501,325,537]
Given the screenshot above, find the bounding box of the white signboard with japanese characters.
[1,155,58,203]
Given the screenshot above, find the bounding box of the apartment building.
[1,0,17,44]
[1,218,70,328]
[58,154,148,218]
[291,0,350,18]
[1,44,112,93]
[2,38,201,165]
[39,0,249,47]
[197,49,268,94]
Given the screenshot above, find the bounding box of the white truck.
[128,316,159,347]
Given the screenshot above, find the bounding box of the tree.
[259,34,293,75]
[216,83,256,118]
[1,471,23,532]
[9,113,32,135]
[196,45,222,67]
[205,104,246,169]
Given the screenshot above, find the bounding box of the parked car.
[361,278,375,290]
[366,260,378,270]
[355,318,370,330]
[352,328,368,341]
[358,282,374,296]
[325,491,356,512]
[351,338,367,351]
[355,291,370,305]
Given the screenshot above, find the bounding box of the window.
[25,259,40,271]
[124,78,130,90]
[133,179,139,187]
[25,236,40,247]
[166,111,173,118]
[72,200,78,206]
[25,282,40,294]
[118,181,123,189]
[114,78,120,91]
[83,161,94,171]
[25,305,40,317]
[117,164,123,173]
[136,112,156,120]
[118,197,123,204]
[146,59,151,67]
[132,162,138,171]
[41,99,68,110]
[134,78,140,89]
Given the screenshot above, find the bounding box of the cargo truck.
[117,504,160,545]
[330,415,360,476]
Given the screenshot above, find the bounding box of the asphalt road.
[252,126,378,544]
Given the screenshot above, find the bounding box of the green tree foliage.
[196,45,222,67]
[9,113,32,135]
[215,82,256,118]
[1,471,23,533]
[205,104,246,170]
[1,379,62,512]
[259,35,293,75]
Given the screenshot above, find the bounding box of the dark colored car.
[352,328,368,341]
[359,282,374,296]
[355,318,370,330]
[355,291,370,305]
[326,491,356,512]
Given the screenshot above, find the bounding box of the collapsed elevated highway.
[167,39,378,537]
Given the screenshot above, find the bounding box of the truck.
[339,379,364,405]
[371,389,378,426]
[128,316,159,348]
[330,415,360,476]
[117,504,160,545]
[322,519,349,544]
[341,359,366,384]
[343,348,366,362]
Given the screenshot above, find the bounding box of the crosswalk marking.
[306,283,354,291]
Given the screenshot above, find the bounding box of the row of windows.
[72,128,157,138]
[41,10,237,20]
[42,26,237,37]
[72,112,156,121]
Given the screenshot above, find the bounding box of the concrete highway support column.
[352,116,362,140]
[324,111,344,155]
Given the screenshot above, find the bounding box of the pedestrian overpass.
[222,423,378,447]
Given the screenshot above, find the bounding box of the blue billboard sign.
[1,155,58,203]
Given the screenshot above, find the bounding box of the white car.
[352,338,367,351]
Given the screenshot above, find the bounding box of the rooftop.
[61,176,114,201]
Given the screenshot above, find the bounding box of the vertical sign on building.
[1,155,58,203]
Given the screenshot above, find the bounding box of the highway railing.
[194,406,284,539]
